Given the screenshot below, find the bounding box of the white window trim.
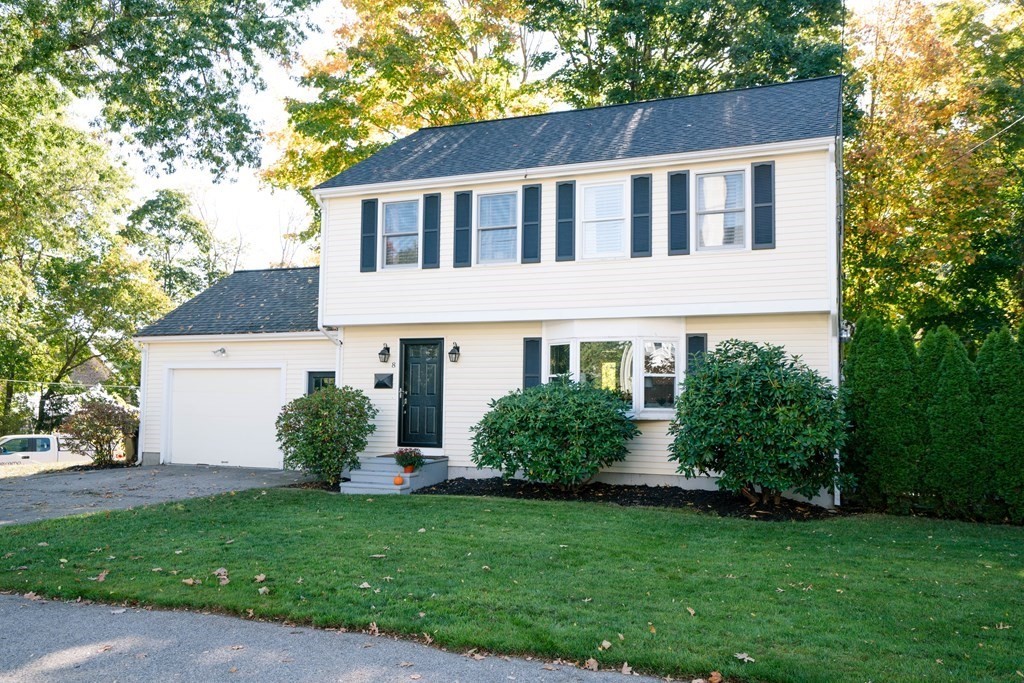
[692,166,751,252]
[474,188,521,265]
[542,336,680,419]
[380,195,423,269]
[577,179,629,260]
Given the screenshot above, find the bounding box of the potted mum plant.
[393,447,425,473]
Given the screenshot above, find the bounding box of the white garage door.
[169,368,283,468]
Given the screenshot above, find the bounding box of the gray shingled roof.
[315,76,842,191]
[136,267,320,337]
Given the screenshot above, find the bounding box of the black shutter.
[454,191,472,267]
[360,199,378,272]
[631,174,652,257]
[422,193,440,268]
[685,334,707,373]
[555,181,575,261]
[522,184,541,263]
[668,172,689,255]
[523,338,542,389]
[752,162,775,249]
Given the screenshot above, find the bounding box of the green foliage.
[2,0,316,175]
[392,448,425,471]
[60,397,138,466]
[841,316,921,511]
[526,0,844,107]
[275,386,378,486]
[470,380,640,489]
[921,336,985,518]
[976,328,1024,522]
[669,340,846,504]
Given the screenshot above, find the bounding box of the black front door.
[400,339,444,447]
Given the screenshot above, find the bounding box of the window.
[580,341,633,402]
[697,171,745,249]
[549,343,570,376]
[0,438,33,454]
[581,183,626,258]
[643,342,676,408]
[382,200,419,266]
[307,371,336,394]
[478,192,517,263]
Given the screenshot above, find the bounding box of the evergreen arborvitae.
[923,338,984,518]
[976,327,1024,522]
[842,316,918,510]
[917,325,959,406]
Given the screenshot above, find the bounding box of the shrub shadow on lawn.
[415,477,840,522]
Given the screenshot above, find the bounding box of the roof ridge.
[418,75,843,132]
[230,266,320,274]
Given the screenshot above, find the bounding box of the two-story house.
[134,77,842,500]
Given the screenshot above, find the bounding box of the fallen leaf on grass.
[370,554,387,559]
[618,633,624,641]
[182,578,200,586]
[584,658,599,671]
[621,662,632,675]
[213,568,230,586]
[734,652,755,663]
[258,587,270,595]
[24,592,41,601]
[598,640,612,651]
[358,582,372,589]
[93,570,109,582]
[709,673,723,683]
[422,633,434,644]
[648,623,656,634]
[418,528,426,533]
[151,568,162,573]
[687,607,696,617]
[37,542,48,547]
[368,622,379,636]
[254,574,266,583]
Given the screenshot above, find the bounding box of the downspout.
[834,80,846,507]
[135,341,148,466]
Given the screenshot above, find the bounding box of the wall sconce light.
[448,342,461,363]
[378,344,391,363]
[212,347,227,357]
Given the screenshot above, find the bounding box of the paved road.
[0,594,653,682]
[0,466,307,525]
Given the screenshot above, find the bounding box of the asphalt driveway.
[0,594,653,683]
[0,465,307,525]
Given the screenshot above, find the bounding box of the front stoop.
[339,455,448,495]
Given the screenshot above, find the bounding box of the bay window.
[546,338,680,416]
[697,171,745,249]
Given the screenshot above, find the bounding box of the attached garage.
[134,267,339,469]
[167,367,284,468]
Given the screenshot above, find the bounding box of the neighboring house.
[135,77,842,501]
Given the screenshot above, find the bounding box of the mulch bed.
[287,480,343,491]
[60,461,135,472]
[415,477,840,522]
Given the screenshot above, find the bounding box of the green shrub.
[669,339,846,505]
[976,327,1024,522]
[61,397,138,466]
[470,379,640,489]
[921,338,984,518]
[841,316,921,511]
[275,385,377,486]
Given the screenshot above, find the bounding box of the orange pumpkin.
[393,475,404,486]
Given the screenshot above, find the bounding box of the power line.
[949,112,1024,166]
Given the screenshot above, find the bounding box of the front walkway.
[0,465,306,525]
[0,594,652,682]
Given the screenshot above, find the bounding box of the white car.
[0,434,91,465]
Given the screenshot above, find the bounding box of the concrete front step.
[339,455,449,495]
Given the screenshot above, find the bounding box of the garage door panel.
[169,368,283,468]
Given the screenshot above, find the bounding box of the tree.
[2,0,317,176]
[265,0,548,227]
[669,340,846,506]
[123,190,226,302]
[843,0,1021,337]
[975,327,1024,521]
[526,0,844,108]
[921,335,985,518]
[841,316,921,511]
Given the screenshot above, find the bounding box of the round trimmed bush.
[668,339,847,506]
[470,379,640,490]
[275,385,378,486]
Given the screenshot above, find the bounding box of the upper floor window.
[478,192,517,263]
[582,182,626,258]
[697,171,745,249]
[383,200,419,267]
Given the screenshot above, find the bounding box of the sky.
[109,0,885,271]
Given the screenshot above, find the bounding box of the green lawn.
[1,490,1021,682]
